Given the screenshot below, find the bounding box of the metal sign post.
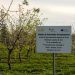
[36,26,71,75]
[53,53,55,75]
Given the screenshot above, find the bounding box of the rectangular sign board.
[36,26,72,53]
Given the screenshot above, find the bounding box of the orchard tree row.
[0,4,42,70]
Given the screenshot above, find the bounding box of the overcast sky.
[0,0,75,32]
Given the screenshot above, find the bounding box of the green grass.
[0,51,75,75]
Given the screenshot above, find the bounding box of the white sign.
[36,26,72,53]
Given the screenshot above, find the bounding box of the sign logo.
[37,28,45,32]
[60,28,69,32]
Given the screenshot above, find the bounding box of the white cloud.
[47,5,75,14]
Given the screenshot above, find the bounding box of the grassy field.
[0,52,75,75]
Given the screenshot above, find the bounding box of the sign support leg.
[53,53,55,75]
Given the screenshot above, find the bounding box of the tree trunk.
[19,49,21,63]
[34,46,36,53]
[26,49,30,58]
[8,49,12,70]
